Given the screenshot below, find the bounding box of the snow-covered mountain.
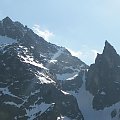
[1,17,120,120]
[0,17,87,120]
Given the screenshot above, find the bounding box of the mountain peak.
[105,40,110,46]
[0,17,86,120]
[3,16,13,22]
[2,16,14,26]
[86,40,120,110]
[105,40,113,48]
[103,40,117,55]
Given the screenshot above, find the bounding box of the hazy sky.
[1,0,120,65]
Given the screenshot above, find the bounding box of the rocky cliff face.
[0,17,86,120]
[86,40,120,110]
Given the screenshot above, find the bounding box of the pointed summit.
[3,16,11,19]
[86,40,120,110]
[2,16,13,25]
[105,40,110,46]
[104,40,113,49]
[103,40,117,55]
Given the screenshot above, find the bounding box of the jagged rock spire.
[103,40,117,55]
[2,16,13,25]
[86,40,120,110]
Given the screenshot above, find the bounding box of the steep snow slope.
[69,71,120,120]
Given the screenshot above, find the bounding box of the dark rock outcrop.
[86,40,120,110]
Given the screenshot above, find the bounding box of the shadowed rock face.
[86,40,120,110]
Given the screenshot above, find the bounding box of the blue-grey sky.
[1,0,120,65]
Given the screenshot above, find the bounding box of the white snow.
[35,71,55,84]
[68,70,120,120]
[18,46,48,70]
[37,75,51,84]
[49,59,57,64]
[66,74,78,80]
[4,101,22,108]
[0,35,17,46]
[101,91,106,95]
[30,46,34,49]
[114,81,120,84]
[39,54,46,58]
[61,90,70,95]
[56,72,78,81]
[20,55,47,70]
[0,87,24,101]
[57,116,71,120]
[26,102,54,120]
[0,87,18,98]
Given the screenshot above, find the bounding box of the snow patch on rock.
[57,116,71,120]
[61,90,70,95]
[66,74,78,80]
[26,102,55,120]
[4,101,22,108]
[35,71,55,84]
[56,72,78,81]
[0,35,17,46]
